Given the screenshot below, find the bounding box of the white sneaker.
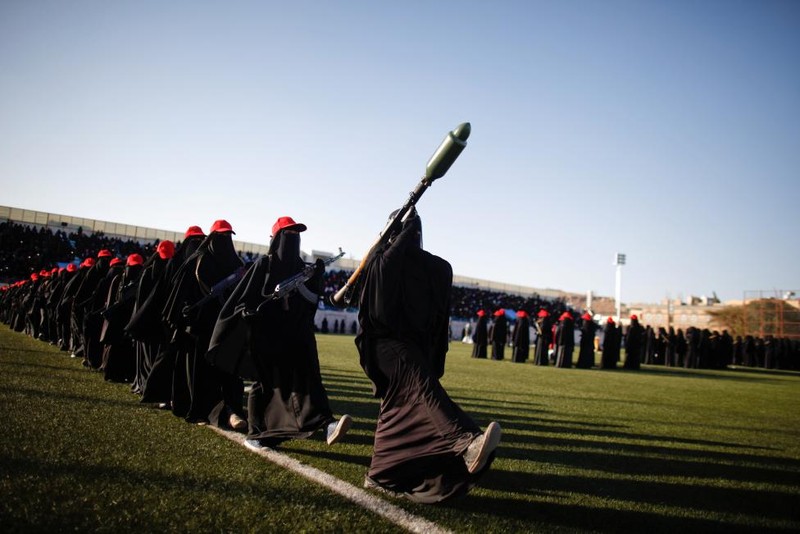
[229,413,247,431]
[326,414,352,445]
[464,422,502,474]
[363,476,400,497]
[244,438,266,451]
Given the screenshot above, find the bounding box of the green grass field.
[1,327,799,533]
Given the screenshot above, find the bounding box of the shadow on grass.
[0,345,67,356]
[448,488,797,533]
[455,408,800,529]
[320,369,368,380]
[323,382,376,398]
[324,380,800,530]
[470,405,800,479]
[323,389,381,421]
[0,383,156,409]
[450,395,550,412]
[0,452,265,494]
[486,414,778,451]
[456,403,626,427]
[0,358,92,374]
[499,440,800,485]
[283,446,374,469]
[726,365,800,378]
[0,453,373,532]
[634,365,792,384]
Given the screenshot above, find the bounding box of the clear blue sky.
[1,1,798,304]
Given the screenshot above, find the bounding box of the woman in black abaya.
[206,216,351,449]
[355,210,501,504]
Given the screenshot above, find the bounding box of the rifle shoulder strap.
[259,255,275,298]
[194,256,211,296]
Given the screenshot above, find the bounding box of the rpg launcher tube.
[424,122,471,181]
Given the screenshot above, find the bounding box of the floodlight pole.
[614,253,626,322]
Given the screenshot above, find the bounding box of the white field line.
[209,426,453,534]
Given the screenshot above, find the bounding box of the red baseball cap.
[271,216,307,237]
[157,240,175,260]
[516,310,528,318]
[185,225,205,238]
[493,309,505,317]
[209,220,235,234]
[97,249,113,258]
[630,314,638,320]
[110,258,124,267]
[126,254,144,266]
[476,310,485,317]
[607,317,615,324]
[82,258,95,268]
[537,309,549,318]
[66,263,77,272]
[581,313,592,320]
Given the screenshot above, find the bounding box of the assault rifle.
[182,264,249,317]
[250,248,345,315]
[101,280,139,320]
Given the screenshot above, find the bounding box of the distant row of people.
[635,324,800,371]
[319,316,357,335]
[464,311,800,371]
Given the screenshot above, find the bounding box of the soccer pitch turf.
[1,327,799,533]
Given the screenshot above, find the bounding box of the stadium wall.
[0,205,271,257]
[4,205,586,302]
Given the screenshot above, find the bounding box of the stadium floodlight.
[614,253,626,321]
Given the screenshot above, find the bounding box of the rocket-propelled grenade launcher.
[329,122,471,308]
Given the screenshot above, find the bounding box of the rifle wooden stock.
[330,231,391,308]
